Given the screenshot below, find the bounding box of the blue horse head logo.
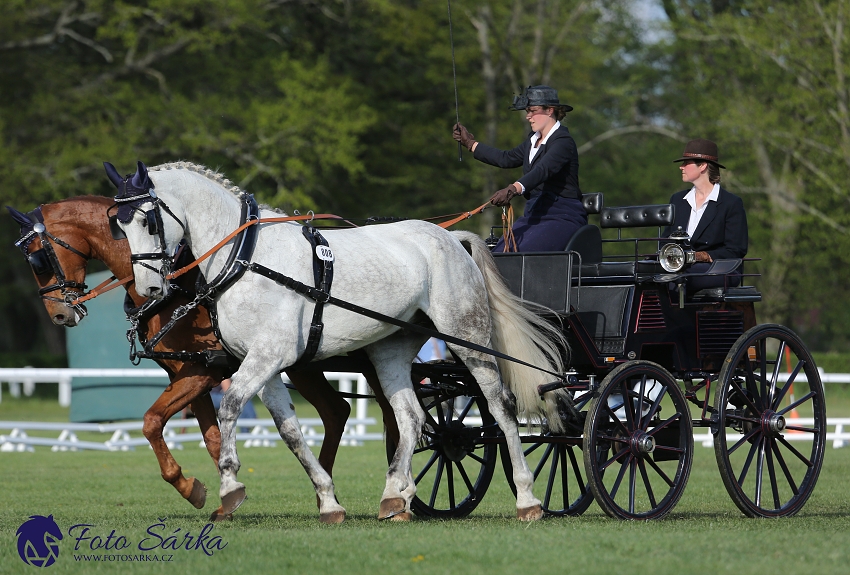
[16,515,63,567]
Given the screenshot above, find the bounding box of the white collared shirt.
[684,183,720,236]
[528,121,561,163]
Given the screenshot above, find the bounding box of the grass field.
[2,376,850,575]
[2,424,850,574]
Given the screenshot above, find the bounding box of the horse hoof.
[517,505,543,522]
[378,498,407,520]
[220,485,247,515]
[188,478,207,509]
[388,512,412,522]
[210,510,233,522]
[319,510,346,524]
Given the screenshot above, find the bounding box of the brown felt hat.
[672,138,726,169]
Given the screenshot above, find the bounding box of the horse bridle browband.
[13,206,91,317]
[109,185,186,278]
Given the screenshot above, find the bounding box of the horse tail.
[452,231,571,433]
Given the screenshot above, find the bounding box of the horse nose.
[146,285,163,299]
[52,312,76,327]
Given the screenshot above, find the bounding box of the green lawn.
[2,435,850,574]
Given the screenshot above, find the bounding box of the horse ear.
[5,206,32,227]
[103,162,124,189]
[130,161,152,190]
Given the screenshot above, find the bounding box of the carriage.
[377,193,826,520]
[13,162,825,522]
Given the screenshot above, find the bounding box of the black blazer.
[664,186,748,260]
[473,125,581,200]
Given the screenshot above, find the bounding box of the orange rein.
[74,204,489,305]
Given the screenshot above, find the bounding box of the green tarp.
[67,270,169,422]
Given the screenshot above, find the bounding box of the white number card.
[316,245,334,262]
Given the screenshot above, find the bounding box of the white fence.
[1,368,850,452]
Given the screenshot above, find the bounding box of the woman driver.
[452,85,587,252]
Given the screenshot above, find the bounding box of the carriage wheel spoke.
[601,446,630,471]
[737,436,760,486]
[455,398,474,423]
[646,412,682,438]
[778,392,816,417]
[771,440,799,495]
[638,457,657,509]
[636,375,647,430]
[446,461,456,509]
[609,454,632,499]
[641,385,668,429]
[620,380,636,430]
[768,341,786,407]
[524,442,545,457]
[543,445,559,509]
[755,437,766,507]
[759,338,768,411]
[728,426,761,455]
[455,460,475,496]
[533,444,555,480]
[732,375,762,416]
[599,434,629,444]
[772,358,804,410]
[765,438,781,510]
[429,457,445,508]
[414,451,439,484]
[628,458,637,514]
[466,451,487,465]
[777,436,814,467]
[602,402,631,436]
[644,455,675,488]
[567,446,587,495]
[725,413,760,425]
[559,446,570,507]
[784,425,819,434]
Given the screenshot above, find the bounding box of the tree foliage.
[1,0,848,361]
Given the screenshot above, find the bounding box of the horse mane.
[149,161,287,214]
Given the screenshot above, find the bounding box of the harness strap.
[165,213,349,281]
[247,262,565,381]
[290,225,334,367]
[74,275,135,304]
[436,202,489,229]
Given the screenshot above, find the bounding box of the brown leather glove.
[694,251,713,263]
[489,184,520,207]
[452,123,476,151]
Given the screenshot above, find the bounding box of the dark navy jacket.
[664,186,748,261]
[473,125,581,200]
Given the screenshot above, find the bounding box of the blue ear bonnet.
[6,205,43,250]
[104,161,156,223]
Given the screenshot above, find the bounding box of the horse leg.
[190,392,235,522]
[447,348,543,521]
[365,334,428,521]
[286,368,350,476]
[142,374,218,510]
[260,377,347,523]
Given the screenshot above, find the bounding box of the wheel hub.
[440,421,475,462]
[761,410,786,435]
[629,431,656,455]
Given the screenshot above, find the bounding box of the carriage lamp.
[485,227,500,249]
[658,227,695,273]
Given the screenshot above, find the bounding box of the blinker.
[27,249,51,276]
[109,215,126,240]
[144,209,159,235]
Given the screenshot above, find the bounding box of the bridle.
[109,184,186,279]
[13,206,91,317]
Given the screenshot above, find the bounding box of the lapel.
[691,195,720,242]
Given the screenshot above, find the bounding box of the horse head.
[105,161,186,299]
[6,203,92,326]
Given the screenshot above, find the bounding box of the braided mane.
[150,161,245,200]
[150,161,286,214]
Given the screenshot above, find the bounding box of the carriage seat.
[600,203,674,228]
[564,193,604,264]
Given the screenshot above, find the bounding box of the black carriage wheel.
[499,391,595,516]
[713,324,826,518]
[385,363,498,518]
[584,360,693,520]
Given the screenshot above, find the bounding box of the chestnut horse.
[7,196,391,522]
